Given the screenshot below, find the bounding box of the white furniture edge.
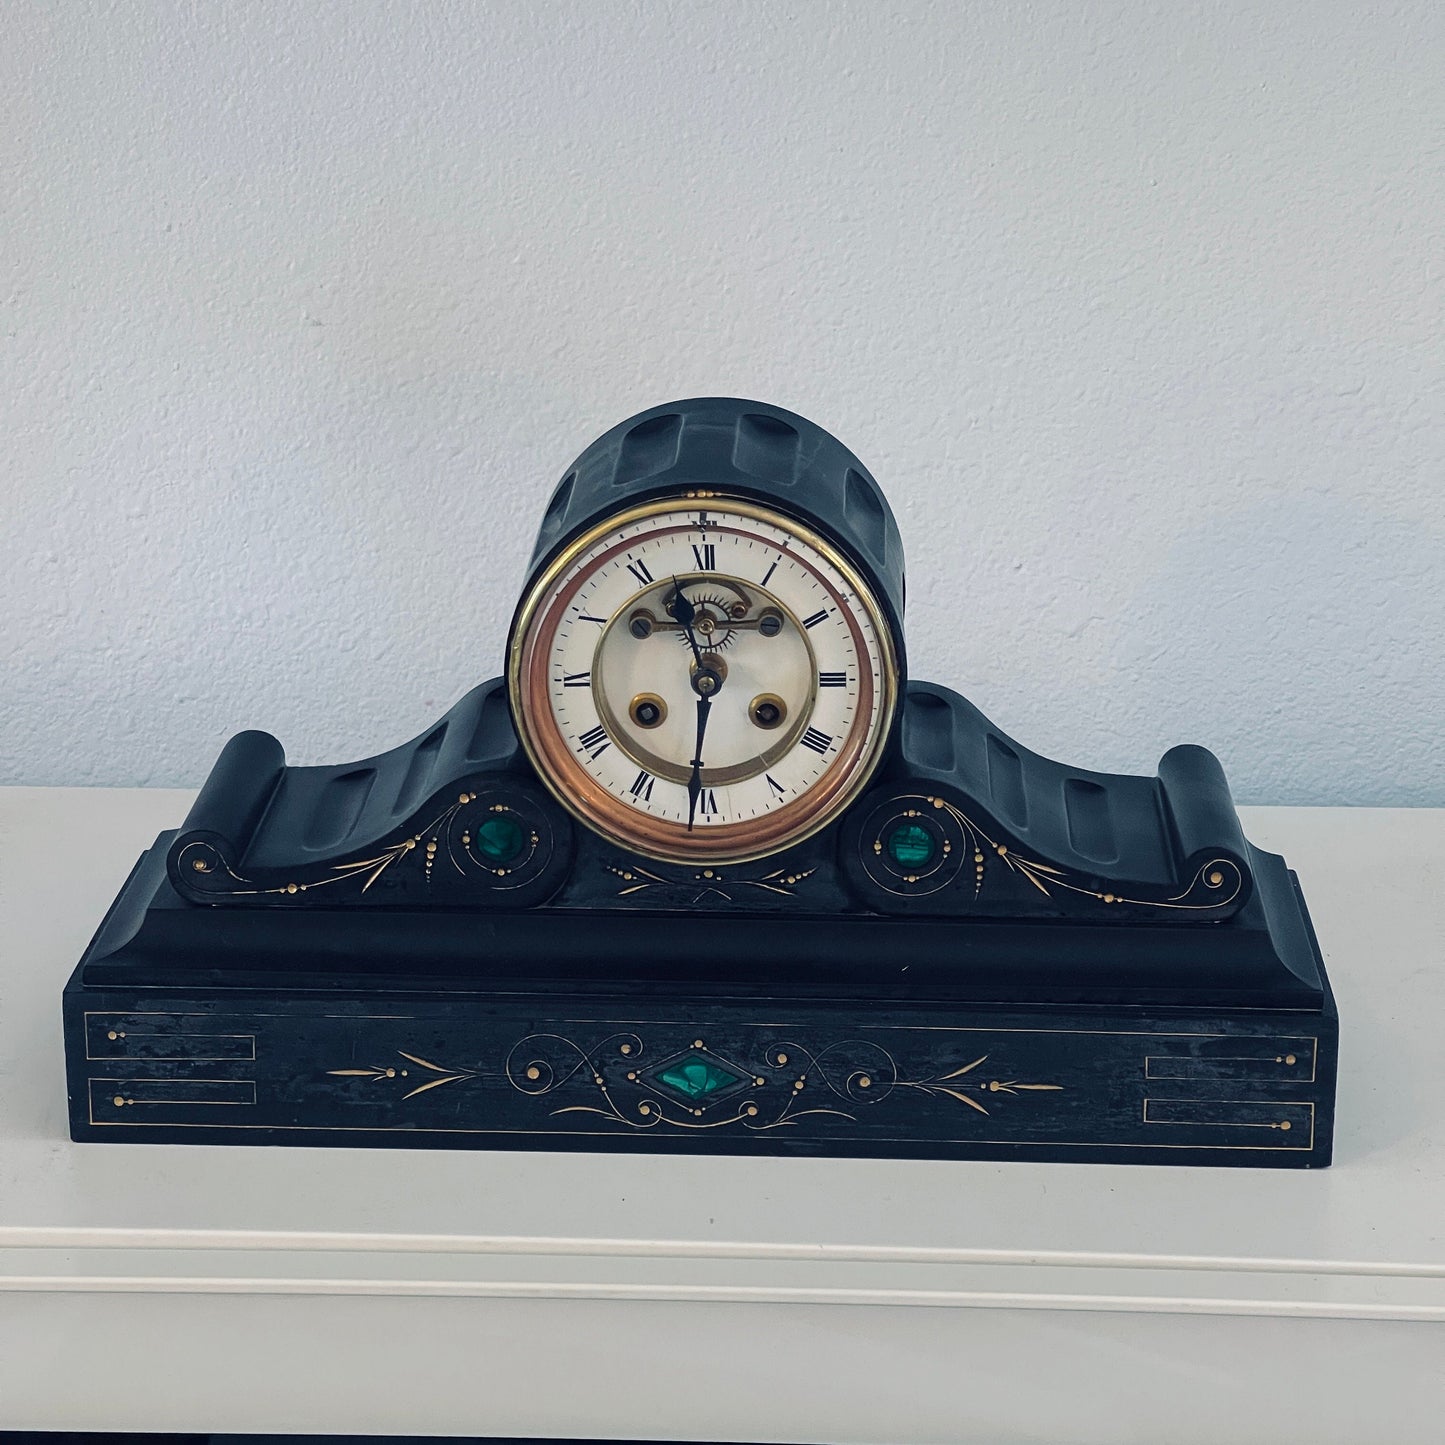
[4,1227,1442,1321]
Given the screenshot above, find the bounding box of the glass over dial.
[508,497,899,864]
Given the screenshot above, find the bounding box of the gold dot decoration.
[112,1094,125,1107]
[385,1068,396,1078]
[1285,1054,1297,1065]
[192,859,209,872]
[526,1065,541,1081]
[285,882,298,894]
[746,1104,759,1117]
[1209,870,1224,885]
[858,1076,872,1089]
[620,1043,633,1055]
[694,1039,705,1049]
[1280,1120,1292,1131]
[639,1102,653,1115]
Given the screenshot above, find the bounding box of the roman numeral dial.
[510,497,899,864]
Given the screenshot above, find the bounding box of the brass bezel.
[507,494,901,865]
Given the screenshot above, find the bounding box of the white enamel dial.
[508,496,899,863]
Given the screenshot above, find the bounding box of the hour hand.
[669,577,697,628]
[669,577,704,667]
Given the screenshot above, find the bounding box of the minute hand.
[672,578,718,832]
[687,693,711,832]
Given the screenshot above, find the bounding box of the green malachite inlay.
[656,1054,741,1102]
[887,821,937,868]
[475,815,525,862]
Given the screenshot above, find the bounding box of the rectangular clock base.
[64,974,1337,1168]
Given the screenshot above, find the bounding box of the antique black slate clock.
[63,398,1339,1166]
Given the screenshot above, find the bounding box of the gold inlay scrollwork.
[893,794,1245,912]
[328,1050,479,1100]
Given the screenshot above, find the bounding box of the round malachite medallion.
[475,814,525,863]
[886,821,936,868]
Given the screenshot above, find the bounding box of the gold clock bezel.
[506,495,901,866]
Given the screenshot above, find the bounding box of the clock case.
[63,399,1338,1167]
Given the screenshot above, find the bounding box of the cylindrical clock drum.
[506,398,907,864]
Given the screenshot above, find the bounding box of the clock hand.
[670,576,706,669]
[687,692,711,831]
[674,577,721,831]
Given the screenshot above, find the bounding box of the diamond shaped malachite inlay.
[655,1053,743,1103]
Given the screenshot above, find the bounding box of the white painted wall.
[2,1,1441,803]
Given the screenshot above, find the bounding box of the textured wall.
[2,2,1441,802]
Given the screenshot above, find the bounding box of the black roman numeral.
[577,724,611,760]
[629,770,654,802]
[802,609,829,630]
[626,558,654,586]
[562,671,591,687]
[801,727,834,755]
[698,788,719,816]
[691,542,716,570]
[818,671,847,688]
[765,774,786,795]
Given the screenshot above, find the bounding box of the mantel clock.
[63,398,1339,1167]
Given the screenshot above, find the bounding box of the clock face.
[508,496,899,864]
